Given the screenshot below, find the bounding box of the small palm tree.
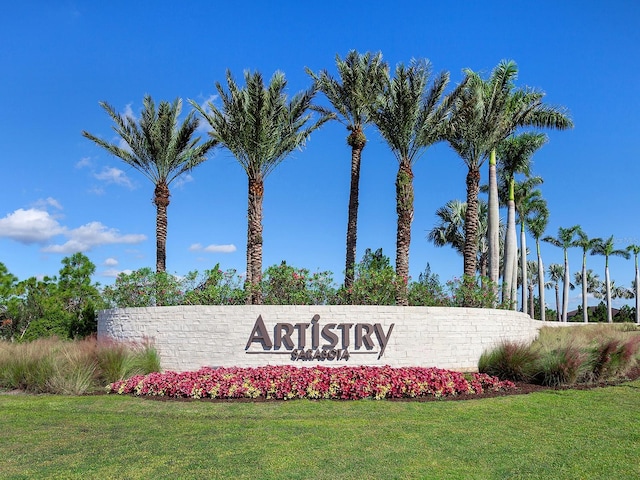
[574,268,602,321]
[547,263,573,322]
[515,183,547,315]
[307,51,389,290]
[191,70,332,304]
[428,199,502,278]
[371,60,458,305]
[543,226,580,321]
[82,96,217,272]
[591,236,630,323]
[572,229,602,322]
[627,244,640,324]
[527,202,549,320]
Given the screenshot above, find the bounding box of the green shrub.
[339,248,397,305]
[183,266,246,305]
[446,275,501,308]
[261,262,336,305]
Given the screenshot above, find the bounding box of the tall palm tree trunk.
[536,240,546,321]
[487,149,500,299]
[344,130,366,291]
[502,199,517,307]
[247,177,264,305]
[635,254,640,324]
[605,262,612,323]
[528,285,535,318]
[395,161,414,306]
[520,224,528,315]
[562,251,570,322]
[581,260,589,323]
[463,167,480,278]
[555,284,561,322]
[154,182,170,273]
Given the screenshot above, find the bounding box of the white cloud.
[76,157,92,169]
[123,103,136,121]
[173,174,194,189]
[33,197,63,211]
[102,268,133,278]
[195,94,217,133]
[0,208,66,243]
[190,243,237,253]
[95,166,135,189]
[104,257,119,266]
[43,221,146,254]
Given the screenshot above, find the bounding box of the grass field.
[2,380,639,479]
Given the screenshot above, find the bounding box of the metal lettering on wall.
[245,314,395,361]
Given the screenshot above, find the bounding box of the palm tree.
[82,96,216,272]
[547,263,572,322]
[497,133,547,308]
[526,200,549,320]
[591,236,630,322]
[572,229,602,322]
[627,244,640,324]
[371,60,459,305]
[428,199,502,278]
[306,51,389,290]
[515,182,547,315]
[543,225,579,321]
[445,60,573,286]
[190,70,331,304]
[574,268,602,321]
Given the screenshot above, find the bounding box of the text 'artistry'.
[245,314,395,361]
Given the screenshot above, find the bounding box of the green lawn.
[2,381,639,479]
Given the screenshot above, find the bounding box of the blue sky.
[1,1,639,310]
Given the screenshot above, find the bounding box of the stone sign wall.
[98,305,552,372]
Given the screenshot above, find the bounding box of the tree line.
[81,50,578,308]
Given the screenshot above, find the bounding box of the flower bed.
[107,365,515,400]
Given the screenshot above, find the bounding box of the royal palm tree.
[591,236,630,322]
[371,60,458,305]
[547,263,571,322]
[191,70,332,304]
[574,268,602,321]
[572,229,602,322]
[526,200,549,320]
[306,51,389,290]
[515,182,547,315]
[82,96,216,272]
[543,225,579,321]
[445,60,572,287]
[527,260,552,319]
[496,133,547,308]
[627,244,640,324]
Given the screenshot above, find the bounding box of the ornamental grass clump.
[0,337,160,394]
[534,344,586,387]
[106,365,516,401]
[585,336,640,382]
[478,341,539,382]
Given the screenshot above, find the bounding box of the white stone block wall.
[98,305,553,372]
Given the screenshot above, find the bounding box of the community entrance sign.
[245,314,395,361]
